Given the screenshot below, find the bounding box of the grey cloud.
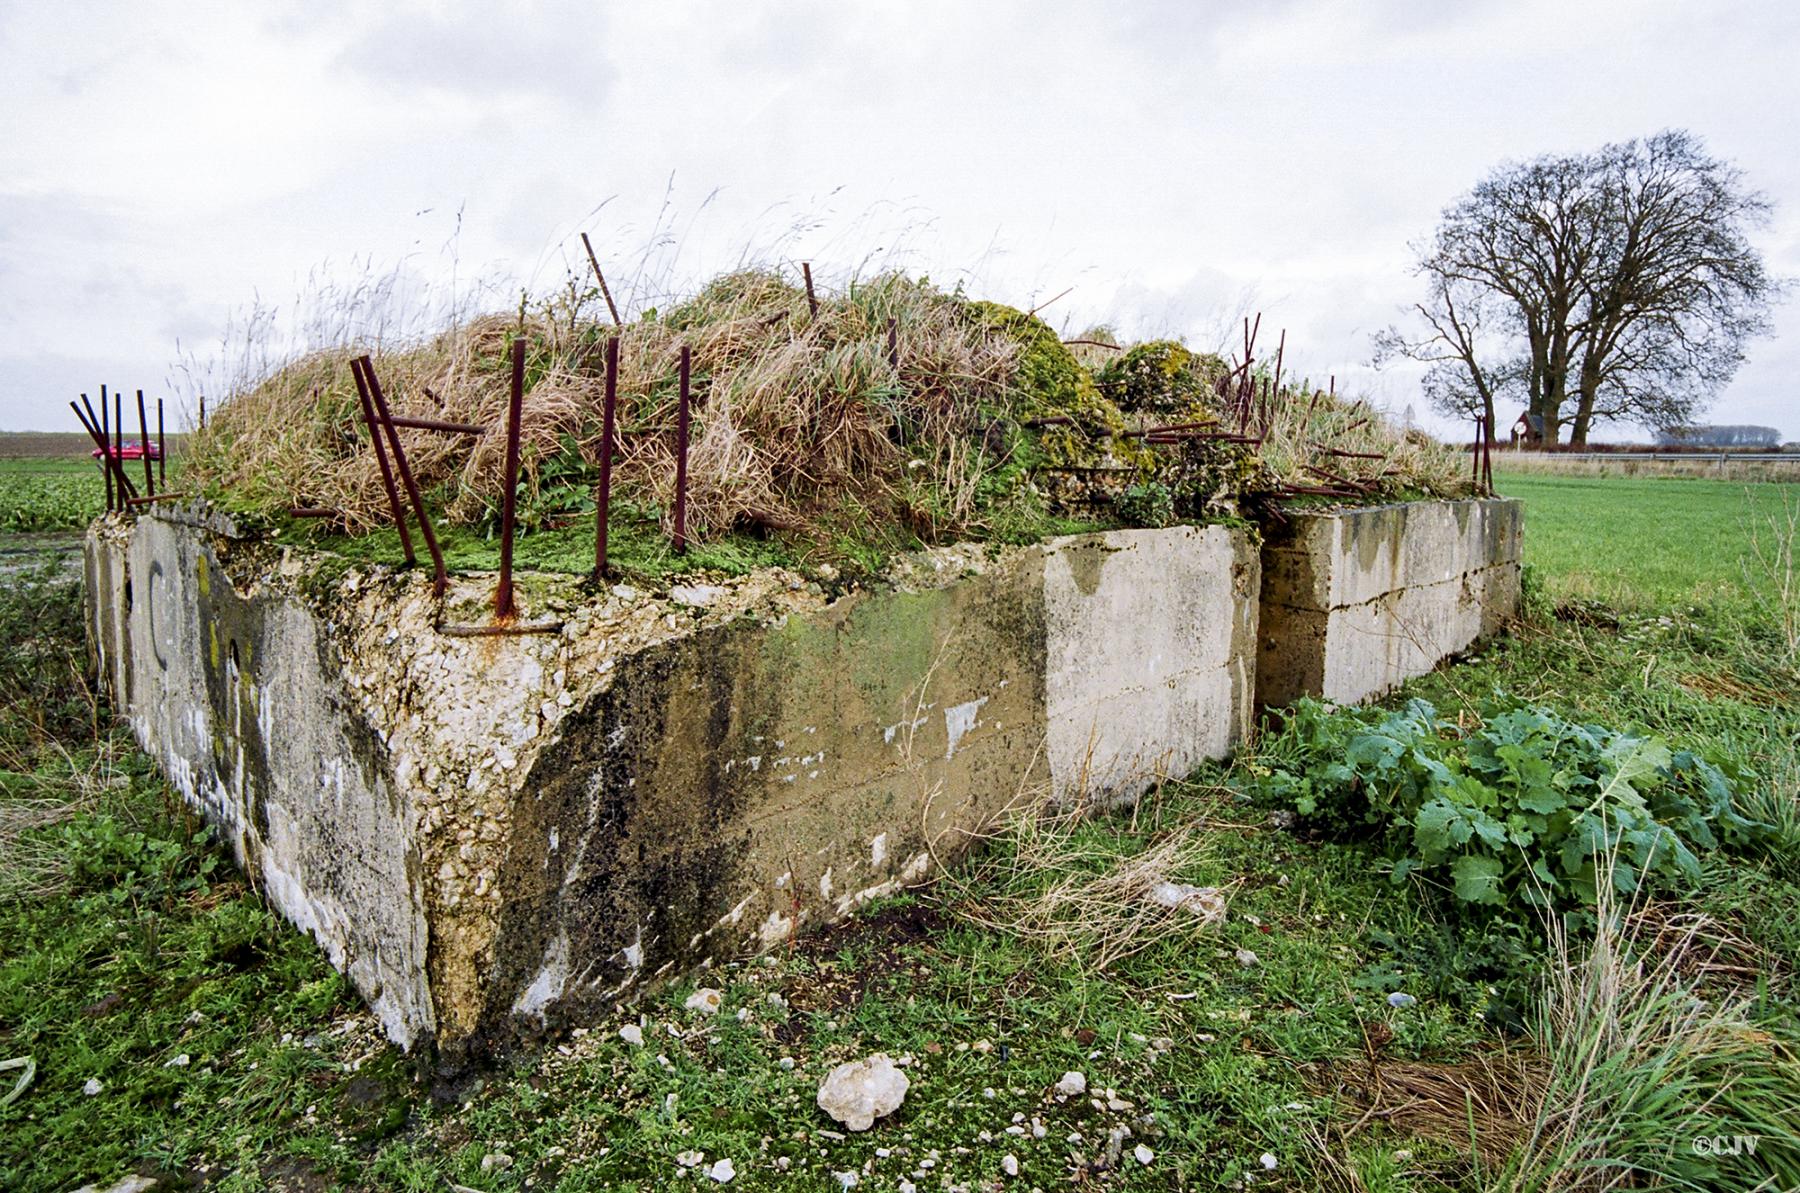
[332,1,617,107]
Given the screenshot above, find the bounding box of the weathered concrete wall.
[85,512,435,1046]
[86,508,1258,1060]
[1256,498,1522,707]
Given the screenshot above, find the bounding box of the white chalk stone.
[817,1054,910,1131]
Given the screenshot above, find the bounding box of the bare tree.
[1373,261,1521,437]
[1378,131,1778,445]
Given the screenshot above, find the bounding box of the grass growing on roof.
[182,267,1472,577]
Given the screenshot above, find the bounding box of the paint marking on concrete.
[943,697,988,759]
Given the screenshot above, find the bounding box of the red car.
[92,441,162,461]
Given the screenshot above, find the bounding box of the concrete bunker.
[1256,497,1523,707]
[86,506,1264,1060]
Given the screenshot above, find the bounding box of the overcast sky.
[4,0,1796,439]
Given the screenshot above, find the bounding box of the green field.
[1496,469,1800,611]
[1,474,1797,1191]
[0,460,107,534]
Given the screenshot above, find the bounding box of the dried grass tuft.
[951,805,1229,974]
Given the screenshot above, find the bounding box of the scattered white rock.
[611,584,639,600]
[706,1158,736,1183]
[1054,1071,1087,1098]
[70,1178,158,1193]
[685,987,724,1015]
[670,584,726,608]
[1234,948,1260,968]
[1134,1144,1155,1166]
[817,1054,910,1131]
[1260,1152,1279,1170]
[480,1152,513,1173]
[832,1171,859,1189]
[1387,992,1418,1008]
[1144,881,1227,925]
[619,1024,645,1046]
[163,1054,190,1068]
[1001,1153,1019,1176]
[676,1150,705,1168]
[778,1056,796,1071]
[83,1077,104,1096]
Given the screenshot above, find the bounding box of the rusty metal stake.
[156,398,166,486]
[136,389,154,497]
[363,357,446,597]
[494,337,526,618]
[594,336,619,582]
[113,390,124,494]
[673,344,691,553]
[99,385,113,511]
[1472,417,1481,490]
[887,317,899,370]
[383,413,486,435]
[580,231,623,327]
[199,392,206,431]
[81,391,135,501]
[802,262,819,319]
[73,399,128,510]
[1482,413,1495,494]
[350,358,416,567]
[438,620,562,638]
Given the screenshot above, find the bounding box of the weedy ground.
[1,469,1797,1191]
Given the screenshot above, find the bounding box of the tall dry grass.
[184,269,1022,544]
[1496,863,1800,1191]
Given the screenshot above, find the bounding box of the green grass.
[2,472,1798,1190]
[1494,469,1800,612]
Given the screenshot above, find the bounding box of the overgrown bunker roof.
[186,269,1472,582]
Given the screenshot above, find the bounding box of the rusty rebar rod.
[494,337,526,618]
[73,399,132,509]
[350,358,415,567]
[887,317,899,371]
[594,336,619,582]
[383,413,486,435]
[113,390,124,495]
[673,344,692,553]
[437,620,562,638]
[802,262,819,318]
[363,357,447,593]
[136,389,154,498]
[1471,417,1481,490]
[84,393,111,511]
[98,385,112,510]
[156,398,166,486]
[579,231,623,327]
[81,391,136,501]
[1482,413,1495,494]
